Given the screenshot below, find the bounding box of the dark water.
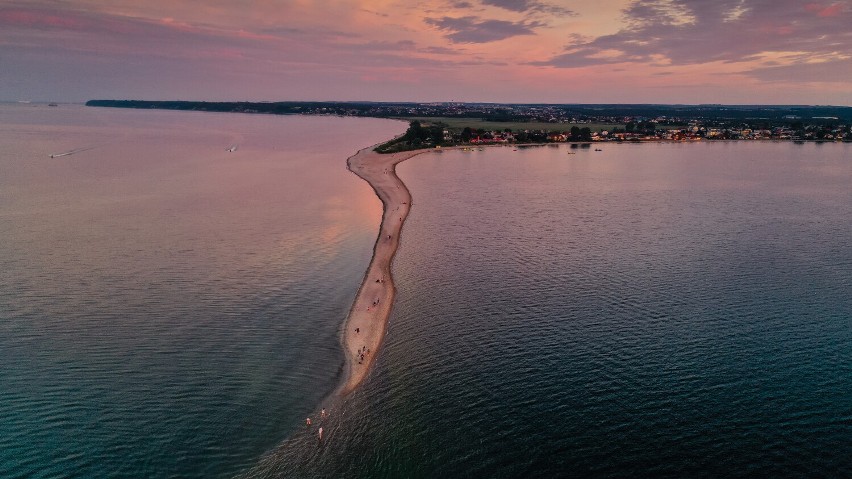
[250,142,852,478]
[0,105,404,478]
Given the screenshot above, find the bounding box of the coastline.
[337,144,433,395]
[336,142,548,395]
[334,137,796,396]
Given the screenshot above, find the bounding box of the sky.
[1,0,850,105]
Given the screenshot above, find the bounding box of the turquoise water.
[249,142,852,477]
[0,105,404,478]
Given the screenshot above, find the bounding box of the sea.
[0,104,403,478]
[2,105,850,478]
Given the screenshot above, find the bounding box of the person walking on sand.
[321,408,327,419]
[306,417,311,426]
[318,427,323,441]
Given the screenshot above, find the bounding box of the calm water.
[248,142,852,478]
[0,104,404,478]
[3,109,851,478]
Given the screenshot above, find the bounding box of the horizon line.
[76,99,852,109]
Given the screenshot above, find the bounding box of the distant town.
[86,100,852,153]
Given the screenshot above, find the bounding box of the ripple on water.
[242,142,852,478]
[0,107,406,478]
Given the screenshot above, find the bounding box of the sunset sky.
[2,0,850,104]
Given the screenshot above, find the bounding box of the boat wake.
[49,146,96,158]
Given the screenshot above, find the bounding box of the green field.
[397,117,622,133]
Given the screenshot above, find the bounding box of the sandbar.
[339,143,555,394]
[338,144,436,395]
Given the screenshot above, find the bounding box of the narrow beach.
[339,145,433,395]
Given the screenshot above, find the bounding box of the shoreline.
[333,136,829,396]
[334,141,591,395]
[337,144,433,395]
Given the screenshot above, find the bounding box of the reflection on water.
[244,142,852,478]
[4,106,850,478]
[0,104,405,478]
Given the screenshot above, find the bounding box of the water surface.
[255,142,851,478]
[0,104,404,478]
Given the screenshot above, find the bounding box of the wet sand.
[338,145,435,395]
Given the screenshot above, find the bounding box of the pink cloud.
[0,7,154,36]
[0,9,87,29]
[804,3,844,17]
[2,0,851,105]
[759,24,795,36]
[209,48,245,60]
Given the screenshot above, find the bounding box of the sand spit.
[339,143,555,394]
[338,145,436,394]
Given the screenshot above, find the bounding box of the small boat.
[594,148,602,151]
[48,103,58,107]
[49,146,95,158]
[226,145,238,152]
